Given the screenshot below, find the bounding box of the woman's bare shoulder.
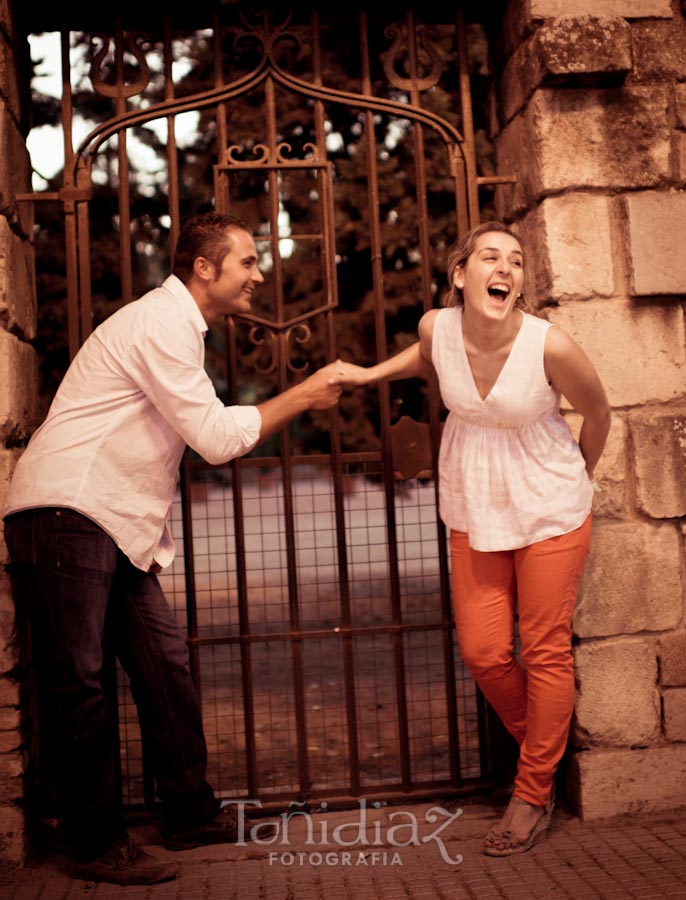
[418,307,442,338]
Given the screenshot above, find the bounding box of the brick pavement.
[1,799,685,900]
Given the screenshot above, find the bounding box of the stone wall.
[0,0,36,865]
[495,1,686,819]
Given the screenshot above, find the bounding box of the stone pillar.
[495,3,686,819]
[0,0,36,866]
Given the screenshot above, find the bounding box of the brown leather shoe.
[165,804,277,850]
[70,837,179,884]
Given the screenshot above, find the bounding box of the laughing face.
[454,231,524,323]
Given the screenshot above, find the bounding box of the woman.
[339,222,610,856]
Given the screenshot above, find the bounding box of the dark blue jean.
[4,508,219,861]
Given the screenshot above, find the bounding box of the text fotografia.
[271,849,403,867]
[221,799,464,866]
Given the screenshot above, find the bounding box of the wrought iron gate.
[21,5,514,809]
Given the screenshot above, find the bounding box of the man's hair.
[172,212,250,283]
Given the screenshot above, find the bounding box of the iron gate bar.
[456,7,480,229]
[59,26,83,360]
[187,622,448,646]
[226,311,260,798]
[245,782,489,809]
[163,17,182,257]
[180,453,201,695]
[112,21,134,307]
[403,6,464,788]
[313,6,362,797]
[359,6,412,794]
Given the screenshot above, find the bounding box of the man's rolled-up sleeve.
[125,316,263,465]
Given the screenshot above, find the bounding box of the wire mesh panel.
[404,629,452,784]
[198,643,247,796]
[354,633,404,789]
[302,638,350,792]
[117,455,485,805]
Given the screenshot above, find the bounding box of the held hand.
[332,359,373,386]
[301,362,344,410]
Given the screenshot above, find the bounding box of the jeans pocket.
[53,510,118,576]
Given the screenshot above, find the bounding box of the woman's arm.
[544,325,611,477]
[337,309,438,386]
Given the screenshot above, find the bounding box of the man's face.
[206,228,264,316]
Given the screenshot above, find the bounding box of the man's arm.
[127,317,342,464]
[256,361,342,443]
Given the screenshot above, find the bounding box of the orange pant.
[450,515,592,807]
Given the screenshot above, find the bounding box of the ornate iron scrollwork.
[285,323,312,373]
[383,23,442,92]
[240,322,313,375]
[232,8,302,63]
[90,32,151,99]
[245,325,277,375]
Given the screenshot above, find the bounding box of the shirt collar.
[162,274,209,336]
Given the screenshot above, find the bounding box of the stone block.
[0,678,18,709]
[0,803,24,866]
[495,110,539,219]
[0,750,21,778]
[564,412,627,517]
[536,16,632,78]
[574,522,683,639]
[548,300,686,407]
[0,450,19,568]
[676,84,686,130]
[497,86,671,217]
[535,86,671,194]
[663,689,686,742]
[631,412,686,518]
[0,750,22,803]
[0,100,32,236]
[625,191,686,296]
[629,20,686,82]
[568,745,686,820]
[675,132,686,186]
[531,0,673,17]
[500,17,632,124]
[522,195,615,303]
[0,330,38,443]
[0,601,16,677]
[0,448,19,529]
[498,1,533,61]
[660,633,686,686]
[0,730,18,753]
[573,637,660,747]
[0,217,36,339]
[0,33,20,121]
[0,707,18,732]
[0,446,16,491]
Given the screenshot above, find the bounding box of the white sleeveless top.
[432,306,594,551]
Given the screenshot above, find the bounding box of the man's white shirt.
[4,275,261,571]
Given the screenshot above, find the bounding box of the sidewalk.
[2,797,685,899]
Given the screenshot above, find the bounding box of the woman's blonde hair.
[443,221,533,313]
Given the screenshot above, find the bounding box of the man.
[2,213,344,885]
